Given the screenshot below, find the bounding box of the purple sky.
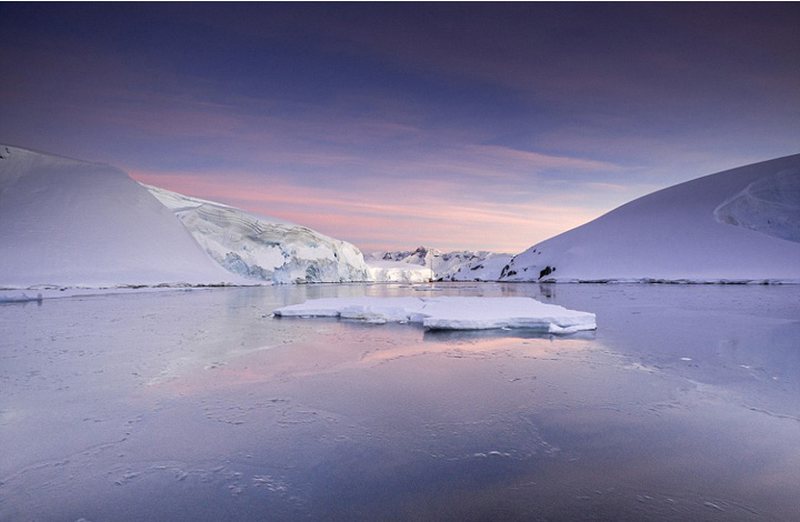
[1,3,798,252]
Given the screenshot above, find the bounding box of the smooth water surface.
[1,283,799,520]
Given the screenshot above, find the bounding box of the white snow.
[366,259,433,283]
[273,296,596,333]
[0,145,238,288]
[146,185,370,284]
[442,252,513,282]
[714,169,800,243]
[8,142,795,288]
[368,246,434,265]
[366,247,511,282]
[501,154,800,283]
[366,247,436,283]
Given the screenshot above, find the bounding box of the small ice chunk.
[273,296,596,333]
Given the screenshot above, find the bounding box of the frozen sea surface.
[1,283,799,520]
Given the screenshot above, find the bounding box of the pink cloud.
[464,145,620,173]
[131,169,599,252]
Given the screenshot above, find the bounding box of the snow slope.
[146,185,370,284]
[501,154,800,283]
[274,296,596,333]
[0,145,237,288]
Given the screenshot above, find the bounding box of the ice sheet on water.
[273,296,596,333]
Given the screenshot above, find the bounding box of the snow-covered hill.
[366,247,511,282]
[8,143,794,288]
[365,247,437,283]
[442,252,513,282]
[501,154,800,283]
[0,145,237,288]
[145,185,370,284]
[365,260,432,283]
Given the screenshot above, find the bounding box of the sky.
[1,3,798,253]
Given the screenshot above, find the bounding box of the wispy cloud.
[3,4,798,254]
[130,168,601,252]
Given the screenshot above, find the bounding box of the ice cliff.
[145,185,370,284]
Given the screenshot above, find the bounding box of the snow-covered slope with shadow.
[501,154,800,283]
[714,168,800,243]
[0,145,238,288]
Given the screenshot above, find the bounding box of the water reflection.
[1,284,799,520]
[423,327,595,342]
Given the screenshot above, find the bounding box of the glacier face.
[366,247,511,282]
[145,185,370,284]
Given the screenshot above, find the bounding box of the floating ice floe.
[273,296,596,333]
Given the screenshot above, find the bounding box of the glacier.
[4,142,798,289]
[366,259,433,283]
[0,144,371,288]
[145,185,370,284]
[366,247,511,282]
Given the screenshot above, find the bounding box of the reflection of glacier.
[714,169,800,243]
[146,185,369,284]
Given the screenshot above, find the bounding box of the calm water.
[1,283,799,520]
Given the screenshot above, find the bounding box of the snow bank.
[501,154,800,283]
[0,145,237,288]
[273,296,596,333]
[145,185,370,284]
